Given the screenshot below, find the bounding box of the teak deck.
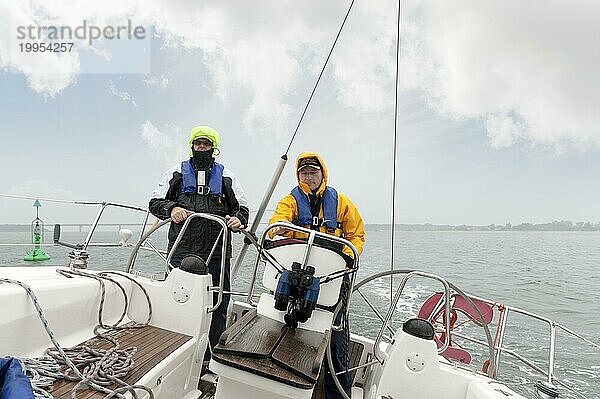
[212,310,330,389]
[201,338,364,399]
[49,325,192,399]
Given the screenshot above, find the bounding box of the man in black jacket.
[149,125,249,362]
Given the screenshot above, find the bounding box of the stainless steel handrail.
[2,194,171,275]
[355,269,599,390]
[129,210,151,268]
[125,218,172,274]
[457,293,600,386]
[81,202,148,250]
[372,271,452,363]
[245,222,360,304]
[3,196,230,309]
[165,213,229,313]
[353,269,496,378]
[1,195,165,272]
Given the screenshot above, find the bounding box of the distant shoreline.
[1,221,599,233]
[366,222,600,232]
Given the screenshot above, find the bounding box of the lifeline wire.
[0,193,102,206]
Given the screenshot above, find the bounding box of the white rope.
[0,270,154,399]
[19,357,59,398]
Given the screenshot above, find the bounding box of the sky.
[1,0,599,226]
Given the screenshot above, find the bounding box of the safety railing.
[352,269,600,397]
[50,201,168,269]
[447,294,600,399]
[352,269,496,378]
[0,194,231,314]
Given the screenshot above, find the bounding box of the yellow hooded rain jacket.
[269,152,365,257]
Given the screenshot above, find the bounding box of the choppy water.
[1,227,599,398]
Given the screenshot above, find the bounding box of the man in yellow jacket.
[269,152,365,399]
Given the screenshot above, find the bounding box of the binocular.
[274,261,320,328]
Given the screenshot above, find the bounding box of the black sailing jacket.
[149,161,249,261]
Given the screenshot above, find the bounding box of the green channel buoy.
[24,199,51,261]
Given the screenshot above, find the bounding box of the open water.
[1,227,599,398]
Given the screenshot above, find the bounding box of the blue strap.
[181,160,196,193]
[290,186,339,229]
[208,163,224,195]
[291,187,312,226]
[321,187,339,229]
[181,160,223,195]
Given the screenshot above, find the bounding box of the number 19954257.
[19,42,74,52]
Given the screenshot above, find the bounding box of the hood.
[296,151,328,195]
[188,125,221,157]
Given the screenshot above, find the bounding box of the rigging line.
[390,0,402,306]
[0,193,101,206]
[284,0,356,155]
[234,0,357,277]
[238,227,286,273]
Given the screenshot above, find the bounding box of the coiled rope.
[1,268,154,399]
[20,357,60,398]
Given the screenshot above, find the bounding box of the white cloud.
[108,79,138,107]
[1,0,335,133]
[399,0,600,148]
[485,113,525,149]
[140,120,172,149]
[206,39,297,134]
[329,0,396,112]
[140,121,186,165]
[0,1,80,97]
[2,0,599,149]
[159,2,327,135]
[142,74,169,89]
